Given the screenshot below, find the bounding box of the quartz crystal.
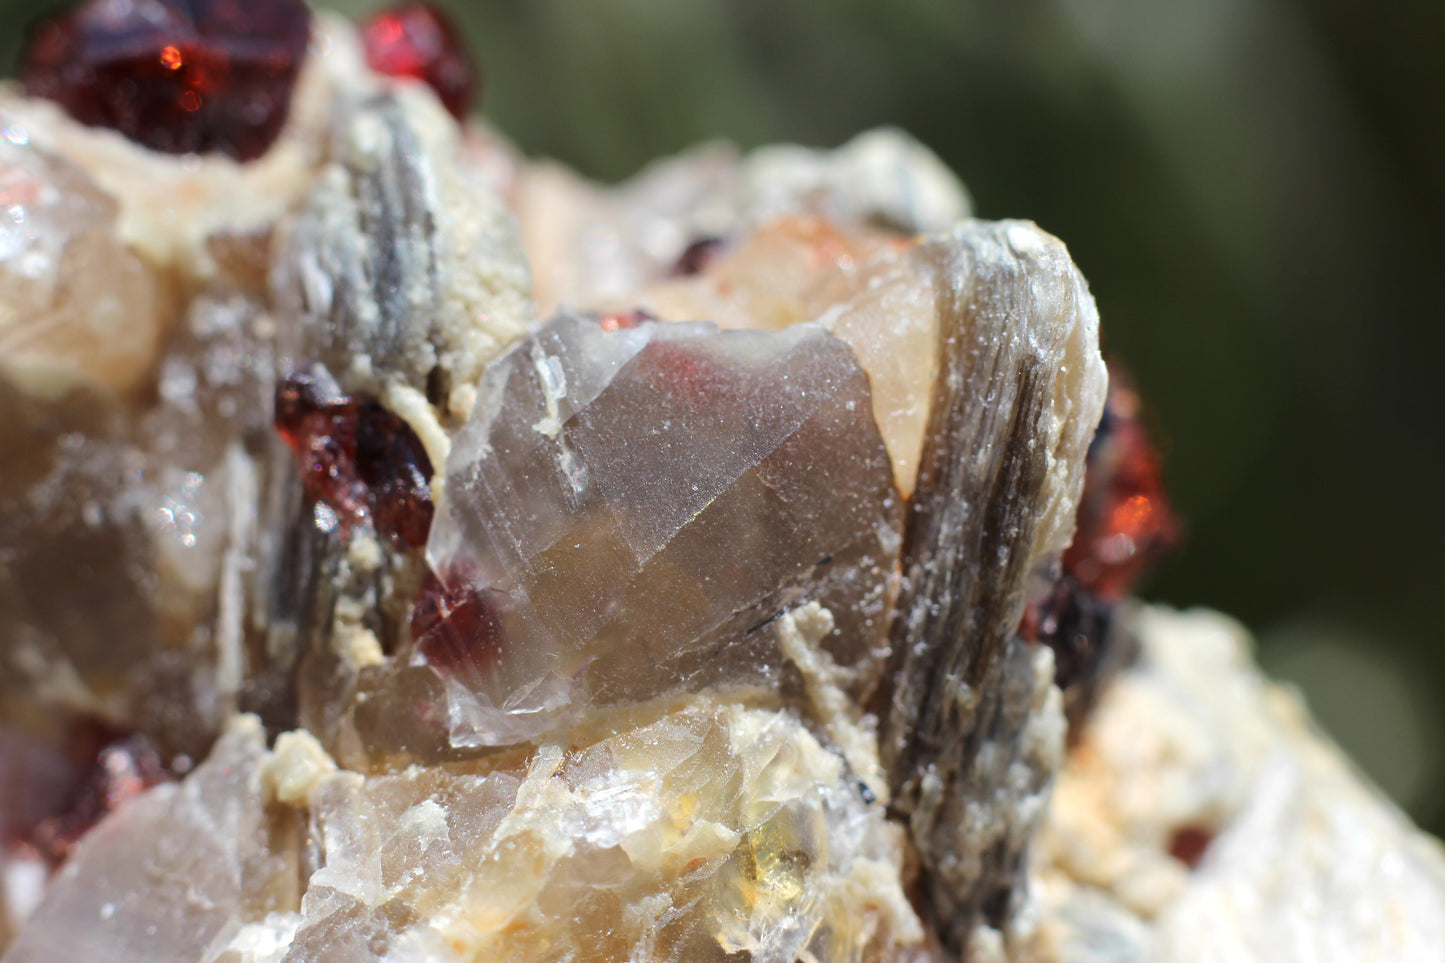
[425,313,901,745]
[0,129,168,396]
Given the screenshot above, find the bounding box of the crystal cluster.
[8,5,1432,963]
[0,5,1111,955]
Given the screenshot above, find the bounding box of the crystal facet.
[426,313,901,744]
[10,24,1392,963]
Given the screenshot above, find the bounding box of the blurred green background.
[3,0,1442,830]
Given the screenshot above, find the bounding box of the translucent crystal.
[2,718,299,963]
[426,314,901,745]
[0,127,167,396]
[0,289,275,757]
[625,217,940,496]
[5,708,921,963]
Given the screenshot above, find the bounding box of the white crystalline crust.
[1032,606,1445,963]
[273,81,533,420]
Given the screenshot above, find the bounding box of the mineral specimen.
[2,6,1442,963]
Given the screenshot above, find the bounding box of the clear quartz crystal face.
[424,313,901,745]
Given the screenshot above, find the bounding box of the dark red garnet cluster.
[21,0,479,161]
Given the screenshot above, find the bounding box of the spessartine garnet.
[21,0,311,162]
[410,569,507,675]
[361,2,477,120]
[1062,368,1181,602]
[274,369,435,551]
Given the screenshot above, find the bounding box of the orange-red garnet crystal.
[361,2,478,120]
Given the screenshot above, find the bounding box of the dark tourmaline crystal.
[879,221,1106,953]
[21,0,311,161]
[362,2,478,120]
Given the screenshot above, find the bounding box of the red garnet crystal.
[21,0,311,161]
[410,569,506,675]
[362,2,478,120]
[30,734,169,865]
[274,368,435,551]
[1063,369,1181,602]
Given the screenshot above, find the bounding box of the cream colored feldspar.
[628,218,940,496]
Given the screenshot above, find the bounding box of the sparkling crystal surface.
[0,284,275,762]
[427,313,901,745]
[21,0,311,161]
